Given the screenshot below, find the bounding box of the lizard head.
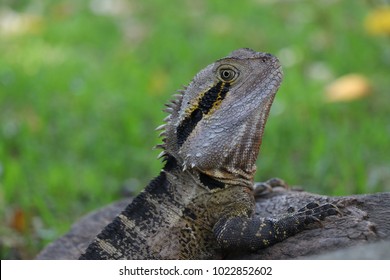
[157,48,283,188]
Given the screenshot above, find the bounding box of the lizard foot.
[287,202,342,227]
[254,177,288,197]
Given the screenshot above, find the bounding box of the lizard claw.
[253,177,288,197]
[297,202,341,222]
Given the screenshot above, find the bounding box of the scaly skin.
[79,48,338,260]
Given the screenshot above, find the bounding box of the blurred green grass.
[0,0,389,259]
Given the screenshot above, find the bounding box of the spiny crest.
[154,86,186,159]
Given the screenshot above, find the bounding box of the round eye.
[219,68,237,82]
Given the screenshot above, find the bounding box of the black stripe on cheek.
[176,108,203,147]
[176,81,230,147]
[197,81,223,114]
[199,172,225,190]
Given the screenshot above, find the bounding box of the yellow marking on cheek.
[184,90,207,117]
[207,84,227,115]
[176,81,230,146]
[185,81,230,119]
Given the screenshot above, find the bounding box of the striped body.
[80,157,255,259]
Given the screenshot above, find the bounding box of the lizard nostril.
[259,53,274,62]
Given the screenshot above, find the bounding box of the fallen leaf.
[10,208,27,233]
[365,6,390,36]
[324,73,371,102]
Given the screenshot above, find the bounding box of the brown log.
[36,190,390,260]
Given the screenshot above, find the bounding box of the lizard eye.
[218,66,238,82]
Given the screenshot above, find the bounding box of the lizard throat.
[176,81,230,147]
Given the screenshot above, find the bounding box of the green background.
[0,0,389,259]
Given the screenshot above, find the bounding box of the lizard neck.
[163,154,255,218]
[163,153,254,193]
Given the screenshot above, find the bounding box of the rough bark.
[36,190,390,260]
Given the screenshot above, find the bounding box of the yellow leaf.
[365,6,390,36]
[325,74,371,102]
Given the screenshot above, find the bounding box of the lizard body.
[80,48,338,259]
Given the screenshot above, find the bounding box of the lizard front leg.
[213,202,340,253]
